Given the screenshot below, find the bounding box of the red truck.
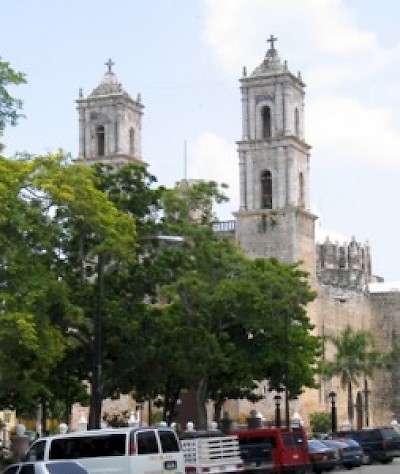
[230,427,310,474]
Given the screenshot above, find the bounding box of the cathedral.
[73,39,400,430]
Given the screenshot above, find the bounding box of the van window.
[19,465,34,474]
[49,434,126,459]
[382,428,400,439]
[159,430,179,453]
[282,434,295,447]
[136,431,159,455]
[27,440,46,461]
[241,437,274,448]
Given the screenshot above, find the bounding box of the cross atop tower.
[267,34,277,50]
[105,58,115,73]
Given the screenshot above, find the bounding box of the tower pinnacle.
[266,34,277,51]
[105,58,115,73]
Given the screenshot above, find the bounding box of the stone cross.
[105,58,115,73]
[267,34,277,50]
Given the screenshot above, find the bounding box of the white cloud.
[302,0,376,55]
[202,0,377,73]
[188,131,238,219]
[308,95,400,167]
[202,0,395,85]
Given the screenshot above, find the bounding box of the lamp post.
[284,311,290,428]
[328,391,337,433]
[363,378,370,428]
[274,395,282,428]
[89,252,104,429]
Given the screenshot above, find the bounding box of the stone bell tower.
[76,59,144,167]
[234,36,317,279]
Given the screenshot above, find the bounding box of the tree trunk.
[347,381,354,425]
[213,396,224,423]
[196,377,208,430]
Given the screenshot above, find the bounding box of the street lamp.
[283,311,290,428]
[363,378,370,428]
[328,391,337,433]
[274,395,282,428]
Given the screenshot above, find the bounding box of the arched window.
[299,172,305,207]
[294,108,300,136]
[129,128,135,156]
[261,170,272,209]
[261,106,271,139]
[96,125,105,156]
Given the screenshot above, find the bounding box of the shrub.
[309,411,331,434]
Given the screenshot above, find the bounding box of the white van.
[24,427,185,474]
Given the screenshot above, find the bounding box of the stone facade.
[76,59,144,167]
[74,47,399,431]
[234,41,316,285]
[229,40,400,430]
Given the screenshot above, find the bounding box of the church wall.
[307,286,372,427]
[369,291,400,425]
[235,207,316,287]
[232,285,373,430]
[73,51,400,432]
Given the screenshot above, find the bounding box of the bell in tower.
[76,59,144,167]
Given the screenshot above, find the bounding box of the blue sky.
[2,0,400,281]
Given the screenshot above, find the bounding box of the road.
[336,457,400,473]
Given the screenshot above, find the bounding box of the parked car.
[320,438,363,469]
[230,427,309,474]
[333,427,400,464]
[307,439,337,474]
[1,461,88,474]
[23,427,185,474]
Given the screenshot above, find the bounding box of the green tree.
[0,156,67,413]
[0,58,26,149]
[322,325,381,425]
[33,155,137,428]
[148,182,320,428]
[309,411,331,434]
[162,252,319,428]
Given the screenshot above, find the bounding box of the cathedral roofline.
[242,35,305,87]
[76,59,143,107]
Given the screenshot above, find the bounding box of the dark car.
[334,427,400,464]
[320,438,363,469]
[307,439,337,474]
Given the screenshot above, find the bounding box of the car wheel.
[362,452,372,464]
[381,458,393,464]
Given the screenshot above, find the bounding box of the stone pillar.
[11,424,29,462]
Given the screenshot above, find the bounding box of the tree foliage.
[0,60,321,427]
[322,325,381,424]
[309,411,331,434]
[0,58,26,149]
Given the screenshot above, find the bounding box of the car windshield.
[308,440,328,451]
[322,440,346,448]
[45,462,88,474]
[338,438,360,447]
[381,429,400,440]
